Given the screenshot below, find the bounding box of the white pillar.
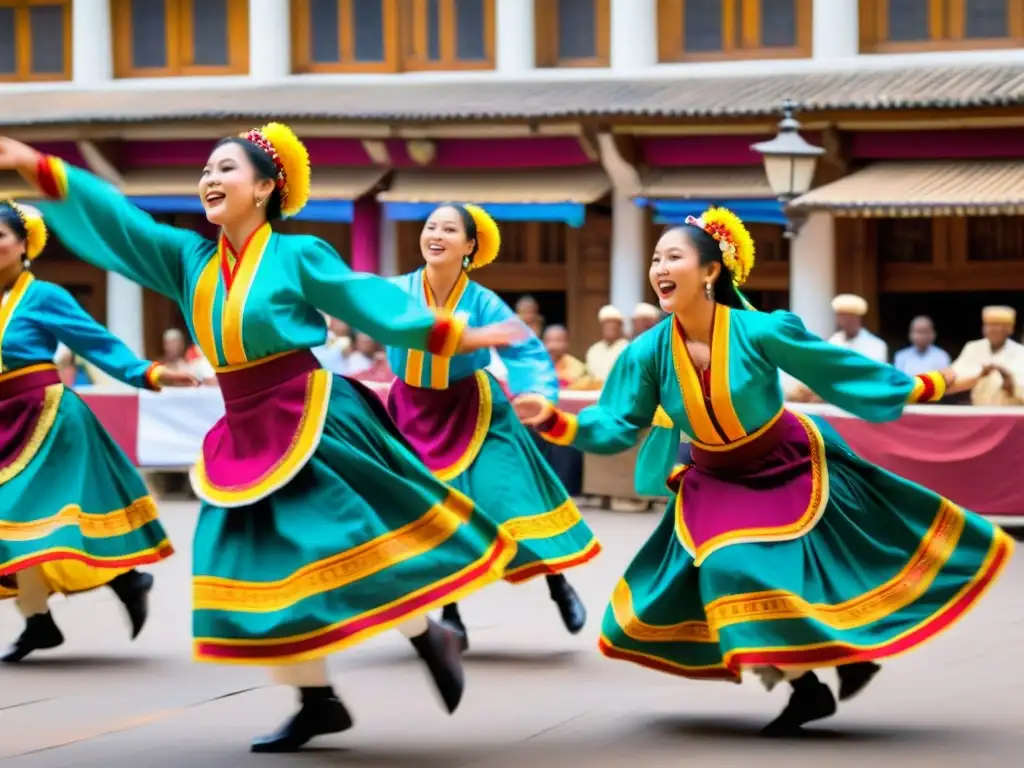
[811,0,859,60]
[106,272,145,358]
[495,0,534,73]
[72,0,113,84]
[788,212,836,338]
[378,217,398,277]
[611,0,657,72]
[249,0,291,80]
[609,193,646,315]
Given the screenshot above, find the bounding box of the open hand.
[456,320,529,354]
[512,394,551,426]
[0,137,41,174]
[156,368,202,388]
[940,368,976,395]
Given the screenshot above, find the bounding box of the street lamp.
[751,100,824,238]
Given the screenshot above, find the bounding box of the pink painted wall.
[35,142,85,167]
[351,198,381,273]
[639,133,824,167]
[850,129,1024,160]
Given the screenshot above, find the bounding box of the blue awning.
[383,202,587,227]
[636,197,787,227]
[129,196,355,222]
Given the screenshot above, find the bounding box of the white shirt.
[827,329,889,364]
[952,338,1024,405]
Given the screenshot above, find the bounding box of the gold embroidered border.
[434,370,492,482]
[0,495,160,542]
[0,383,63,486]
[500,498,583,541]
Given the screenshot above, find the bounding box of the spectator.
[584,305,628,382]
[894,316,951,377]
[162,328,215,384]
[312,315,353,375]
[631,302,662,338]
[514,295,544,336]
[350,350,396,383]
[951,305,1024,406]
[542,324,586,387]
[345,332,377,376]
[828,294,888,363]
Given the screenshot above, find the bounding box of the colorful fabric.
[533,305,1013,680]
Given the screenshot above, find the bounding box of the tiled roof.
[2,62,1023,126]
[790,160,1024,216]
[638,166,773,199]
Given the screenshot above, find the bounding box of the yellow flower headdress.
[5,201,48,261]
[684,206,756,287]
[462,204,501,271]
[239,122,311,219]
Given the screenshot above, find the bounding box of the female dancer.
[517,207,1014,734]
[0,201,195,663]
[386,204,599,648]
[0,126,522,754]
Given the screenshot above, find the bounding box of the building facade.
[2,0,1023,358]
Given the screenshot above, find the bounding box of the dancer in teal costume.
[0,201,197,664]
[518,207,1014,735]
[0,127,523,754]
[386,204,600,649]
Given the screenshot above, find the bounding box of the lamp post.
[751,100,825,239]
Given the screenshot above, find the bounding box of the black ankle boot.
[761,672,837,736]
[108,569,154,639]
[251,685,353,753]
[410,617,465,714]
[1,612,65,663]
[546,574,587,634]
[440,603,469,652]
[837,661,881,701]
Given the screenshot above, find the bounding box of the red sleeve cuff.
[35,155,69,200]
[144,363,164,391]
[908,371,946,404]
[536,408,578,446]
[426,311,466,357]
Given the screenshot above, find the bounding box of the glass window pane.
[886,0,930,42]
[964,0,1008,38]
[683,0,723,53]
[191,0,230,66]
[29,4,66,74]
[427,0,441,60]
[0,8,16,74]
[310,0,340,63]
[352,0,385,62]
[557,0,596,59]
[131,0,168,69]
[877,219,933,264]
[759,0,797,47]
[454,0,485,60]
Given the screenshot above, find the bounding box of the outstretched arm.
[760,311,949,423]
[477,290,558,402]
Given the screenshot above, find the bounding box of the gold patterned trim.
[0,383,63,486]
[434,370,493,482]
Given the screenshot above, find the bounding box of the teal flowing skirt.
[0,387,172,600]
[191,375,519,666]
[600,414,1014,681]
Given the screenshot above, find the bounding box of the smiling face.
[199,141,275,228]
[0,216,26,278]
[649,227,720,315]
[419,205,476,268]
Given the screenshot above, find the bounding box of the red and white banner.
[76,385,1024,521]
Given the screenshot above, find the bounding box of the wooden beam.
[76,140,124,186]
[597,131,641,196]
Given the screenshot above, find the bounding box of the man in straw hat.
[951,305,1024,406]
[631,302,663,338]
[585,305,629,382]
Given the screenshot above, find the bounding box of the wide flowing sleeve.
[474,288,558,402]
[298,237,465,354]
[31,156,199,300]
[41,283,163,390]
[760,311,946,422]
[534,340,659,454]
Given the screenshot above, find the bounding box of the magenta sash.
[0,366,61,478]
[670,410,827,565]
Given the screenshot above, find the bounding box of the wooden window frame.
[657,0,813,63]
[534,0,611,69]
[859,0,1024,54]
[0,0,72,83]
[111,0,250,79]
[291,0,401,73]
[401,0,495,72]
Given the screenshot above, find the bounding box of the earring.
[462,255,472,270]
[255,198,264,208]
[704,281,714,301]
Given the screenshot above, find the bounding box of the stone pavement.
[1,503,1021,767]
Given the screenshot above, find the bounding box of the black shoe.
[1,612,65,663]
[251,687,353,753]
[838,661,881,701]
[108,570,154,640]
[547,574,587,634]
[440,603,469,652]
[410,617,465,714]
[761,672,837,736]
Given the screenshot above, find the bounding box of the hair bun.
[7,201,48,261]
[463,204,501,271]
[241,122,311,219]
[685,207,755,286]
